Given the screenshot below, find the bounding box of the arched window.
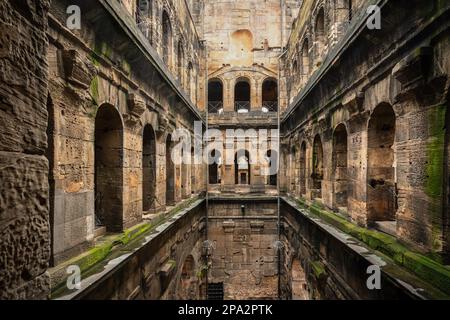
[266,150,278,186]
[332,124,348,209]
[312,134,324,199]
[301,39,310,83]
[95,104,124,232]
[208,79,224,114]
[143,124,156,212]
[177,40,184,83]
[234,78,251,113]
[262,78,278,112]
[367,103,397,224]
[181,144,190,199]
[191,147,196,194]
[315,8,325,62]
[166,134,175,206]
[187,62,193,96]
[209,150,222,184]
[230,29,254,66]
[292,60,298,83]
[136,0,152,39]
[445,98,450,257]
[235,150,250,184]
[289,146,298,194]
[46,94,56,266]
[291,259,309,300]
[162,10,172,67]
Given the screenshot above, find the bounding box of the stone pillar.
[345,95,368,227]
[0,0,51,299]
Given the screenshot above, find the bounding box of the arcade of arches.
[1,0,450,301]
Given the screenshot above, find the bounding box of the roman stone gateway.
[1,0,450,301]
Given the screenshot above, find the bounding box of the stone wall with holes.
[46,0,206,265]
[0,0,51,299]
[71,200,207,300]
[280,0,450,261]
[207,199,279,299]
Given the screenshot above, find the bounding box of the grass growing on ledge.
[287,197,450,296]
[49,196,202,298]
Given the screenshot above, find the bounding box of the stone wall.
[47,0,206,264]
[0,0,51,299]
[280,198,439,299]
[280,0,450,260]
[207,199,279,299]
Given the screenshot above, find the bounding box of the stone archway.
[300,141,307,196]
[166,134,175,206]
[235,150,250,185]
[291,258,309,300]
[143,124,156,212]
[95,104,124,232]
[181,143,190,199]
[332,124,348,210]
[314,7,326,63]
[312,134,324,199]
[208,79,224,114]
[367,103,397,224]
[178,255,199,300]
[234,78,251,113]
[262,78,278,112]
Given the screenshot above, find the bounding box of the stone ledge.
[282,196,450,297]
[48,195,203,299]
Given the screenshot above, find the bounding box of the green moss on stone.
[301,199,450,295]
[311,261,327,279]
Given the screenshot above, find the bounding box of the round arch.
[95,103,124,232]
[367,102,397,223]
[208,78,224,114]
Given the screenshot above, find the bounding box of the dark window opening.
[234,79,251,113]
[262,79,278,112]
[367,103,397,223]
[208,80,224,114]
[235,150,250,184]
[95,104,124,232]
